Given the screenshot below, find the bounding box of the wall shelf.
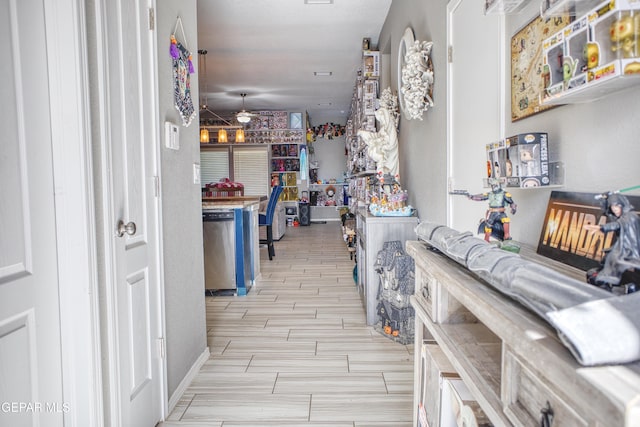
[542,72,640,105]
[540,0,603,19]
[541,0,640,106]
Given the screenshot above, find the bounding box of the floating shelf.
[540,0,602,18]
[484,0,529,15]
[542,72,640,105]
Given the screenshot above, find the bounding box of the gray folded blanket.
[416,222,640,366]
[547,293,640,365]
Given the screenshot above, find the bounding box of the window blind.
[200,149,229,185]
[233,147,269,196]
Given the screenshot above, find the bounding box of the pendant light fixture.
[235,128,245,142]
[218,129,228,143]
[198,50,244,143]
[200,128,210,143]
[198,49,212,143]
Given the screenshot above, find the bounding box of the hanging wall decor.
[510,14,570,121]
[311,122,346,140]
[398,27,434,121]
[170,17,197,126]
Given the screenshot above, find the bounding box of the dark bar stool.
[259,186,283,260]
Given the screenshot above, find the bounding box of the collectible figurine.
[505,152,513,177]
[493,161,501,179]
[583,192,640,293]
[520,147,539,176]
[325,185,337,206]
[357,106,400,183]
[610,13,640,58]
[583,42,599,70]
[625,61,640,74]
[461,179,517,241]
[563,56,578,86]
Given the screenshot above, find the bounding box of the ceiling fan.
[235,93,259,123]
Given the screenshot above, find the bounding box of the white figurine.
[357,106,400,182]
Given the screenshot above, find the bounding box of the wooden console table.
[406,240,640,427]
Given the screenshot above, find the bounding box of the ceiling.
[196,0,392,125]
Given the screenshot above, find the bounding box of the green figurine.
[467,179,517,242]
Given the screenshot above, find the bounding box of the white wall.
[379,0,450,226]
[380,0,640,247]
[156,1,207,398]
[311,135,348,182]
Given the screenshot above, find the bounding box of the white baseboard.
[167,347,210,414]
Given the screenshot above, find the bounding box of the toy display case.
[486,132,550,188]
[484,0,528,14]
[362,50,380,78]
[542,0,640,104]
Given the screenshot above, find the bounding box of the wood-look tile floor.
[160,221,414,427]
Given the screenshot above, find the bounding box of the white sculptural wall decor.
[398,27,434,121]
[357,94,400,183]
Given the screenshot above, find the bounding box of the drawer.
[414,266,438,322]
[418,343,459,427]
[503,349,589,427]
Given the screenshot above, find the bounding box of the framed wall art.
[289,112,302,129]
[510,14,571,121]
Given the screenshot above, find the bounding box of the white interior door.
[0,0,64,426]
[99,0,163,425]
[447,0,503,230]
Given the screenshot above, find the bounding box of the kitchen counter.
[201,196,266,296]
[202,195,266,210]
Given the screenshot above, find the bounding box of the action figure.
[583,192,640,293]
[324,185,337,206]
[466,179,517,242]
[520,147,540,176]
[610,13,640,59]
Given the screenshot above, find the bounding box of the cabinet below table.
[355,208,418,325]
[407,240,640,427]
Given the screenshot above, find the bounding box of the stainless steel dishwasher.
[202,209,236,291]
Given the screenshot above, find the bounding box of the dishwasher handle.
[202,210,235,221]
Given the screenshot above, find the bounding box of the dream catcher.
[169,17,196,126]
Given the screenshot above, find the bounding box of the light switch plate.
[165,121,179,150]
[193,163,200,185]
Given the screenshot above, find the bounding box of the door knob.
[117,220,137,237]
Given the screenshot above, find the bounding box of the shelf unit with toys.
[259,117,307,205]
[345,54,380,213]
[541,0,640,106]
[485,132,565,189]
[346,76,379,181]
[308,182,349,222]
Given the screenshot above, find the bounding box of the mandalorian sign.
[537,191,640,271]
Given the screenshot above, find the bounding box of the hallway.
[161,221,414,426]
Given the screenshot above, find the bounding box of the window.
[200,146,269,196]
[233,147,269,196]
[200,148,229,186]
